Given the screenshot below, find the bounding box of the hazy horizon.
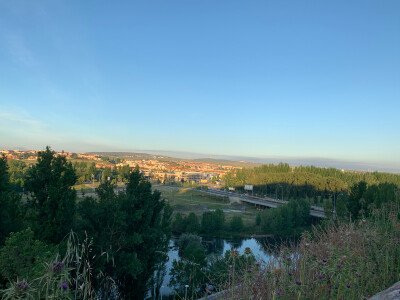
[1,144,399,173]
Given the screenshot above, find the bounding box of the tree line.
[223,163,400,200]
[4,158,132,190]
[172,209,245,236]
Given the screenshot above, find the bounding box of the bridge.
[196,188,326,218]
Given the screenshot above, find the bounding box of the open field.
[71,183,260,227]
[153,185,259,226]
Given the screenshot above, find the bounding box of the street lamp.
[185,285,189,300]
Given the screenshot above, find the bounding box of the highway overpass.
[196,188,326,218]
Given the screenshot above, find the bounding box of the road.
[195,188,326,218]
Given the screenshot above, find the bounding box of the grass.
[154,185,260,227]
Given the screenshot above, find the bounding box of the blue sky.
[0,0,399,170]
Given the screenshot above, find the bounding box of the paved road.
[196,188,326,218]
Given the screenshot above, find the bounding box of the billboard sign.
[244,184,253,191]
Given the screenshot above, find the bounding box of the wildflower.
[322,259,327,263]
[276,291,281,295]
[50,261,64,272]
[254,262,261,267]
[356,273,362,278]
[390,274,394,278]
[244,247,252,255]
[317,274,324,280]
[346,284,351,288]
[16,281,30,291]
[58,282,68,291]
[247,269,252,273]
[336,264,342,269]
[296,280,302,285]
[371,271,375,275]
[288,272,293,276]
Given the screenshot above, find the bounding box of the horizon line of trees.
[223,163,400,200]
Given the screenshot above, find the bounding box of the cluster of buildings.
[0,149,242,185]
[0,149,39,160]
[118,159,240,184]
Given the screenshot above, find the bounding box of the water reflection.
[159,236,282,297]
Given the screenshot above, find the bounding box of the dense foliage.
[0,156,23,244]
[0,149,172,299]
[261,199,311,236]
[224,163,400,200]
[25,147,77,244]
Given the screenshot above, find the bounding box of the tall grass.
[210,200,399,299]
[0,231,118,300]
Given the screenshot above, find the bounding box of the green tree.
[7,160,28,192]
[172,213,186,233]
[0,228,53,281]
[78,168,172,299]
[255,212,261,226]
[0,156,23,244]
[170,239,206,298]
[86,162,96,182]
[186,212,200,233]
[214,208,225,230]
[347,181,367,219]
[230,215,244,231]
[102,167,112,182]
[176,234,202,255]
[118,169,172,299]
[201,211,215,233]
[201,209,225,234]
[25,147,77,244]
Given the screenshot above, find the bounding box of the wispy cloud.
[0,110,46,130]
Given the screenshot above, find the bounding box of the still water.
[158,236,277,296]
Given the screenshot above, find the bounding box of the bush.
[0,228,54,281]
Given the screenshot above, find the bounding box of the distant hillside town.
[0,149,243,185]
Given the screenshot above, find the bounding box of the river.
[157,236,278,297]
